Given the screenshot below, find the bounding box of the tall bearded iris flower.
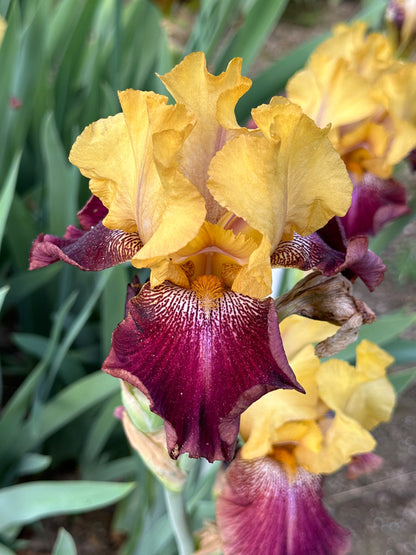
[216,315,396,554]
[287,22,416,237]
[29,53,352,462]
[282,22,416,291]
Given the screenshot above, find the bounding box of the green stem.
[164,488,194,555]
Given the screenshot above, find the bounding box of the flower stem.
[164,488,194,555]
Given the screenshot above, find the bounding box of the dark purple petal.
[272,216,386,291]
[341,174,410,237]
[317,218,386,290]
[317,217,347,253]
[29,223,143,270]
[217,456,351,555]
[77,195,109,230]
[339,236,386,291]
[102,280,302,462]
[347,452,383,480]
[29,194,142,270]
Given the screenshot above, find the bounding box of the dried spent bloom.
[216,316,396,554]
[29,53,353,462]
[275,271,376,357]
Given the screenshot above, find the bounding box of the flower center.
[272,445,298,480]
[191,274,225,312]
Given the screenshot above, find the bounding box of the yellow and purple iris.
[287,22,416,177]
[30,53,352,462]
[286,22,416,278]
[217,315,396,554]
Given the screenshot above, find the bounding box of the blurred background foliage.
[0,0,415,553]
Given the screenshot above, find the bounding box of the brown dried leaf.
[275,272,376,357]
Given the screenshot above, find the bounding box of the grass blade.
[51,528,77,555]
[23,372,119,449]
[185,0,240,60]
[2,264,61,312]
[41,269,113,399]
[0,480,135,532]
[0,154,20,252]
[41,112,79,236]
[0,285,9,313]
[215,0,289,73]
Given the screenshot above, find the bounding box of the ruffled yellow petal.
[377,63,416,122]
[344,377,396,432]
[346,340,396,429]
[314,21,368,60]
[296,411,376,474]
[209,98,352,256]
[317,358,362,413]
[280,314,339,361]
[172,221,259,287]
[71,88,207,268]
[287,54,378,129]
[208,132,285,247]
[231,235,273,298]
[386,118,416,168]
[69,113,138,232]
[314,22,395,80]
[253,97,352,240]
[355,339,394,380]
[120,90,206,262]
[207,130,280,297]
[240,344,321,459]
[377,65,416,166]
[159,52,251,223]
[317,340,395,431]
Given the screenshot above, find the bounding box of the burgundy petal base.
[271,232,345,276]
[270,227,385,291]
[317,218,386,291]
[339,236,386,291]
[342,174,410,237]
[103,280,302,462]
[29,195,142,270]
[217,456,351,555]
